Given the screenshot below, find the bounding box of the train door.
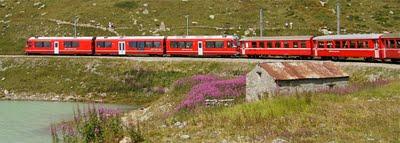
[374,40,380,59]
[198,41,203,56]
[54,41,59,55]
[118,41,126,55]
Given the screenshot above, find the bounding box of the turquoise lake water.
[0,101,132,143]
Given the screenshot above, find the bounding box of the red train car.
[165,35,239,56]
[312,34,382,60]
[95,36,165,56]
[240,36,314,58]
[25,37,94,55]
[381,33,400,62]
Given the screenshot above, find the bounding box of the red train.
[25,33,400,62]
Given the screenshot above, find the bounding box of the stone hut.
[246,62,349,102]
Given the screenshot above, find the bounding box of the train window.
[206,42,214,48]
[397,40,400,48]
[343,41,349,48]
[267,41,273,48]
[301,42,307,48]
[260,42,265,48]
[154,42,161,48]
[171,41,178,48]
[129,41,137,48]
[64,41,80,48]
[227,41,236,48]
[318,41,325,48]
[356,41,363,48]
[145,41,153,48]
[206,41,223,48]
[251,42,257,48]
[35,41,51,48]
[390,40,396,48]
[138,42,145,49]
[185,42,193,48]
[327,41,333,48]
[275,41,281,48]
[335,41,341,48]
[178,42,185,48]
[350,41,356,48]
[97,41,112,48]
[215,41,224,48]
[293,42,298,48]
[283,41,289,48]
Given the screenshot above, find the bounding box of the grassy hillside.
[0,57,253,104]
[0,0,399,54]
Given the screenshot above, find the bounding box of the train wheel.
[364,58,374,62]
[391,59,400,63]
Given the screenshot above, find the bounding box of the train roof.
[167,35,236,39]
[381,33,400,39]
[96,36,165,40]
[28,37,94,40]
[240,36,313,41]
[313,34,382,41]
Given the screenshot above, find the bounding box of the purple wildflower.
[177,75,246,110]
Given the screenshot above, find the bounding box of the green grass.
[142,81,400,142]
[0,57,254,105]
[0,0,399,54]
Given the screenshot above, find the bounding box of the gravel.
[1,55,399,69]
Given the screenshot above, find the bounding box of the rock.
[319,0,328,7]
[209,15,215,20]
[154,18,158,22]
[38,4,45,9]
[3,89,9,95]
[389,11,394,15]
[1,77,5,81]
[159,22,166,31]
[119,137,132,143]
[99,92,107,97]
[65,96,75,101]
[92,3,96,6]
[272,138,288,143]
[33,2,41,6]
[174,121,182,127]
[142,9,149,15]
[180,134,190,140]
[5,13,12,18]
[143,3,148,7]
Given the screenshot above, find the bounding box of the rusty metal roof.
[258,62,349,81]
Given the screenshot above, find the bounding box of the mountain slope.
[0,0,399,54]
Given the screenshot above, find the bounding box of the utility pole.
[185,15,189,36]
[74,16,79,37]
[336,0,340,35]
[259,9,263,37]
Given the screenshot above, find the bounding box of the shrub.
[50,106,144,143]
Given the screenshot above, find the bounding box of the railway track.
[1,55,399,69]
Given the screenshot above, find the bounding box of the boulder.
[209,15,215,20]
[180,134,190,140]
[119,137,132,143]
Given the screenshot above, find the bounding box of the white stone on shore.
[180,134,190,140]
